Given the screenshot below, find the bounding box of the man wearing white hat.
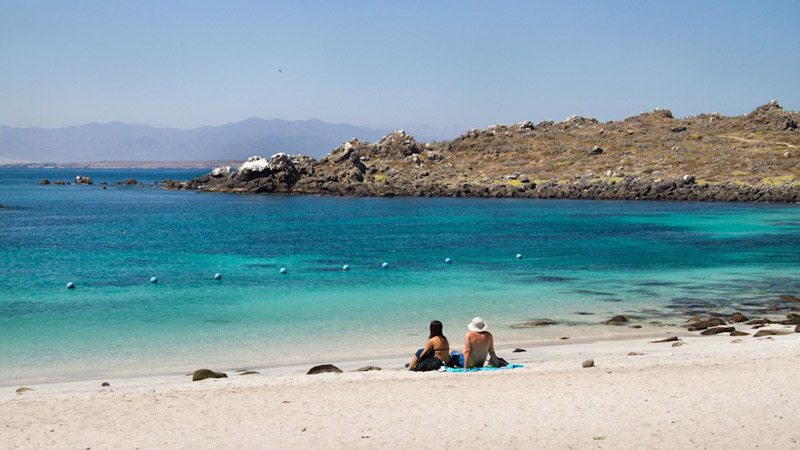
[463,317,501,369]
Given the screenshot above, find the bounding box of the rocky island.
[166,102,799,202]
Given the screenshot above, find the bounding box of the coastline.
[3,329,799,449]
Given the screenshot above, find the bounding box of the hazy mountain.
[0,118,460,163]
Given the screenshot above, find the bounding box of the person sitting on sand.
[407,320,452,371]
[461,317,501,369]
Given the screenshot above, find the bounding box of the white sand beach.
[2,325,799,450]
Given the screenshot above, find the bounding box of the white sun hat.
[467,317,488,332]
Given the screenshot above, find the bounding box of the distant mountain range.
[0,118,462,164]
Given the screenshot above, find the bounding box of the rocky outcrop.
[163,103,799,202]
[38,179,50,185]
[115,178,138,185]
[74,176,92,185]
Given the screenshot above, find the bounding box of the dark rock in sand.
[753,329,793,337]
[730,330,750,336]
[239,371,260,375]
[649,336,680,343]
[192,369,228,381]
[38,179,50,185]
[779,295,800,302]
[511,320,557,328]
[354,366,382,372]
[582,359,595,368]
[745,318,774,325]
[307,364,343,375]
[687,318,726,331]
[605,315,628,325]
[700,326,735,335]
[512,348,527,353]
[729,312,749,323]
[15,387,33,394]
[101,382,110,387]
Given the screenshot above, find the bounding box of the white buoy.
[66,282,75,289]
[516,253,523,259]
[279,267,287,274]
[444,258,452,264]
[382,262,389,268]
[149,276,158,284]
[342,264,350,271]
[214,273,222,280]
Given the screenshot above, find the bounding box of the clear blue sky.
[1,0,798,130]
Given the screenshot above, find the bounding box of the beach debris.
[730,330,750,336]
[214,273,222,280]
[627,352,644,356]
[354,366,382,372]
[729,312,749,323]
[511,320,557,328]
[279,267,287,274]
[753,329,793,337]
[149,276,158,284]
[700,326,735,336]
[66,282,75,289]
[605,315,628,325]
[381,262,389,268]
[307,364,343,375]
[342,264,350,271]
[672,341,687,347]
[444,258,452,264]
[649,336,679,343]
[686,318,726,331]
[192,369,228,381]
[512,348,527,353]
[778,295,800,302]
[582,359,595,368]
[101,382,110,387]
[38,179,50,185]
[239,371,260,375]
[15,387,34,394]
[516,253,522,259]
[593,436,606,441]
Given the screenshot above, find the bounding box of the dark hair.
[429,320,445,339]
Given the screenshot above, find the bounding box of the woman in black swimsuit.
[407,320,452,371]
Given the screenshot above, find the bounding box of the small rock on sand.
[700,326,735,335]
[582,359,595,368]
[649,336,679,343]
[101,382,110,387]
[729,312,749,323]
[354,366,381,372]
[192,369,228,381]
[15,387,33,394]
[512,348,526,353]
[753,329,793,337]
[307,364,343,375]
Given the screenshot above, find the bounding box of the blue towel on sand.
[445,364,524,372]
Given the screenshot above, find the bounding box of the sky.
[1,0,799,131]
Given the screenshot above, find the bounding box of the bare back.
[463,331,498,368]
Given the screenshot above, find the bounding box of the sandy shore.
[3,325,799,449]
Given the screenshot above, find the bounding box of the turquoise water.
[1,168,799,384]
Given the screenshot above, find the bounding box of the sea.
[1,168,799,385]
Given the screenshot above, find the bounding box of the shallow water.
[1,168,799,384]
